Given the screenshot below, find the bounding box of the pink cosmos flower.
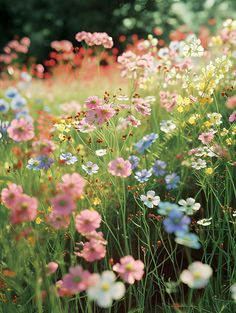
[108,158,132,177]
[7,119,34,142]
[229,111,236,123]
[47,211,70,229]
[198,132,214,144]
[85,96,102,109]
[75,209,101,234]
[75,32,113,49]
[133,98,151,115]
[47,262,58,275]
[1,183,23,208]
[10,194,38,224]
[113,256,144,284]
[51,194,76,216]
[86,105,115,125]
[226,95,236,109]
[62,265,91,294]
[56,280,74,297]
[57,173,86,199]
[75,239,106,262]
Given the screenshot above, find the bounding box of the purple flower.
[165,173,180,190]
[134,169,152,182]
[152,160,167,176]
[163,209,190,234]
[128,155,140,170]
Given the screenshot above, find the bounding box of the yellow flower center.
[101,282,110,291]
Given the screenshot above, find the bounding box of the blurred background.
[0,0,235,62]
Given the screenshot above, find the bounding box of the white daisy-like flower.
[178,198,201,215]
[182,34,204,57]
[140,190,160,208]
[82,161,99,175]
[197,217,212,226]
[180,262,213,289]
[160,120,176,133]
[95,149,107,157]
[191,158,207,170]
[87,271,125,308]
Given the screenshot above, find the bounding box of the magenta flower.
[75,209,101,234]
[1,183,23,208]
[113,256,144,284]
[108,158,132,177]
[62,265,91,294]
[7,118,34,142]
[198,132,214,144]
[51,194,76,216]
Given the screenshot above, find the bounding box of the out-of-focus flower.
[7,118,34,142]
[140,190,160,208]
[175,232,201,249]
[87,271,125,308]
[51,194,76,216]
[226,95,236,109]
[57,173,86,199]
[180,262,213,289]
[1,183,23,208]
[113,256,144,284]
[165,173,180,190]
[198,132,214,144]
[163,209,190,234]
[134,133,158,153]
[152,160,167,176]
[0,99,9,113]
[5,87,18,99]
[160,120,176,133]
[158,202,181,216]
[230,283,236,301]
[47,262,58,275]
[197,218,212,226]
[229,111,236,123]
[191,158,207,170]
[75,238,106,262]
[62,265,91,294]
[82,161,99,175]
[95,149,107,156]
[108,158,131,177]
[128,155,140,170]
[182,34,204,57]
[27,155,54,170]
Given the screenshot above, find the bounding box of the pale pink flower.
[133,98,151,115]
[51,194,76,216]
[7,119,34,142]
[47,211,70,229]
[1,183,23,208]
[113,256,144,284]
[75,209,101,234]
[85,96,102,109]
[62,265,91,294]
[108,158,132,177]
[84,231,107,245]
[226,95,236,109]
[75,239,106,262]
[86,105,115,125]
[10,194,38,224]
[47,262,58,275]
[56,280,74,297]
[57,173,86,199]
[229,111,236,123]
[198,132,214,144]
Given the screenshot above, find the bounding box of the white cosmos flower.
[180,261,213,289]
[230,283,236,301]
[191,158,207,170]
[178,198,201,215]
[182,34,204,57]
[197,218,212,226]
[87,271,125,308]
[160,120,176,133]
[140,190,160,208]
[95,149,107,157]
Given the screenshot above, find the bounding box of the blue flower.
[11,96,27,110]
[163,209,190,234]
[175,232,201,249]
[27,155,54,170]
[128,155,140,170]
[60,153,78,165]
[134,169,152,182]
[5,87,18,99]
[152,160,167,176]
[0,99,9,114]
[158,202,180,216]
[82,161,99,175]
[133,133,158,153]
[165,173,180,190]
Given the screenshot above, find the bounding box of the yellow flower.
[205,167,213,175]
[36,217,42,224]
[203,121,212,129]
[226,138,233,145]
[93,198,101,205]
[48,206,53,213]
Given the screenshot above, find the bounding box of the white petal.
[110,282,125,300]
